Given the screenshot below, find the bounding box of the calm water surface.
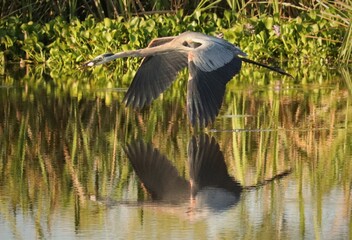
[0,66,351,239]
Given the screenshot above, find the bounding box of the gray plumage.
[83,31,292,127]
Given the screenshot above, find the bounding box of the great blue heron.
[83,31,292,126]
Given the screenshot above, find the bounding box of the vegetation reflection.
[0,66,351,238]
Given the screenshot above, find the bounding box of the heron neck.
[110,50,143,59]
[139,45,172,56]
[106,45,173,63]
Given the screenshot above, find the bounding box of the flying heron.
[83,31,292,126]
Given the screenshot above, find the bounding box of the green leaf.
[264,17,273,30]
[104,18,111,28]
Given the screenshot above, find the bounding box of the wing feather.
[124,38,188,108]
[124,141,189,202]
[147,36,176,48]
[190,37,243,72]
[188,134,242,192]
[187,52,242,126]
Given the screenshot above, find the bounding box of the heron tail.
[241,57,293,78]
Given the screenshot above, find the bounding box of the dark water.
[0,66,351,239]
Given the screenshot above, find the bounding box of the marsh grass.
[2,0,351,21]
[306,0,352,63]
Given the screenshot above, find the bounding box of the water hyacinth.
[0,0,350,66]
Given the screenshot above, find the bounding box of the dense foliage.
[1,0,351,68]
[0,11,346,65]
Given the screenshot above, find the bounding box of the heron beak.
[81,53,115,68]
[81,60,97,68]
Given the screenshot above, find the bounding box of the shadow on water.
[0,64,351,239]
[119,135,291,214]
[124,134,243,214]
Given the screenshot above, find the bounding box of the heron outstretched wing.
[124,140,189,202]
[147,36,176,48]
[187,41,242,126]
[124,37,188,108]
[188,134,242,211]
[188,134,242,193]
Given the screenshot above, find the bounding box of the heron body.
[84,31,291,126]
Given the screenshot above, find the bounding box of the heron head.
[82,53,115,67]
[182,40,202,49]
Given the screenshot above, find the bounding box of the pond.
[0,64,351,239]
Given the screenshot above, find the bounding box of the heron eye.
[182,41,202,49]
[182,41,190,47]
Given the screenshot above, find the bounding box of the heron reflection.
[124,134,242,212]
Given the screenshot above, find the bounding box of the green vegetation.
[1,2,352,238]
[0,0,351,71]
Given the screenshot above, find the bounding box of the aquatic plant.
[0,12,344,67]
[1,1,350,66]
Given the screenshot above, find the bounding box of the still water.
[0,65,351,239]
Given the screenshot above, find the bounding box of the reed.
[1,1,350,21]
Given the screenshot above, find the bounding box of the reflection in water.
[0,66,351,239]
[125,134,242,213]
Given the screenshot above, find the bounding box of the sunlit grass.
[0,58,351,238]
